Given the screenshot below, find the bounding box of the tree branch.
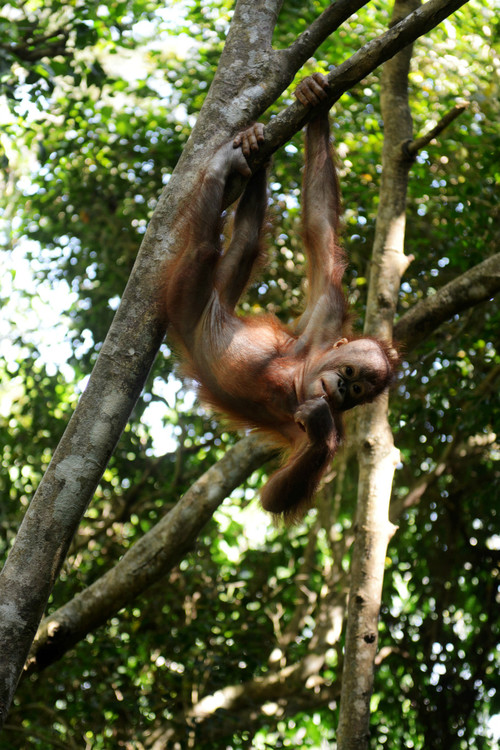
[405,100,468,156]
[25,435,275,674]
[149,663,341,748]
[394,253,500,351]
[231,0,284,48]
[337,0,428,743]
[285,0,372,62]
[222,0,471,205]
[1,28,70,63]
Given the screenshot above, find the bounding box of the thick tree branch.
[231,0,284,48]
[25,435,274,675]
[394,253,500,351]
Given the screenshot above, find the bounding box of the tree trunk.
[337,1,420,747]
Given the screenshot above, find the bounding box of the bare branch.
[25,435,275,674]
[394,253,500,351]
[405,100,468,156]
[285,0,371,63]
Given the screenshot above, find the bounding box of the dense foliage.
[0,1,498,747]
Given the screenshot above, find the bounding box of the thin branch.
[1,28,71,63]
[405,100,468,156]
[394,253,500,351]
[285,0,372,63]
[324,0,470,99]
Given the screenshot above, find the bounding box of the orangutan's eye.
[351,383,364,398]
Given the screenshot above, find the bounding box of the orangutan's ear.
[332,338,349,349]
